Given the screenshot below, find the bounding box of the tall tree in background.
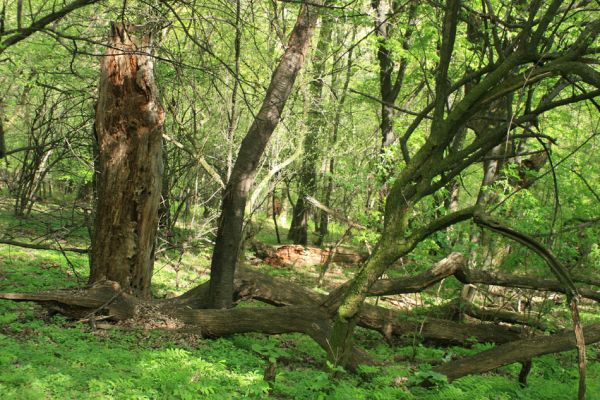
[372,0,416,151]
[288,15,333,245]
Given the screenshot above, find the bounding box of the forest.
[0,0,599,398]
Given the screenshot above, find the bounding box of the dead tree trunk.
[89,23,164,299]
[208,2,320,309]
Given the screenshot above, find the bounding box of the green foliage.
[406,369,449,388]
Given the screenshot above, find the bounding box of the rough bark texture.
[209,2,320,308]
[89,23,164,299]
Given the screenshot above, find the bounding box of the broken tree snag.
[433,323,600,382]
[90,23,164,299]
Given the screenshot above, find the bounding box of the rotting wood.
[90,22,164,299]
[251,241,366,268]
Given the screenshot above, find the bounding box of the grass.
[1,204,599,399]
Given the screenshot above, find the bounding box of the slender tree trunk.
[373,0,397,149]
[208,2,321,309]
[0,101,5,159]
[371,0,416,206]
[288,16,333,245]
[317,27,356,245]
[89,23,165,299]
[158,149,172,234]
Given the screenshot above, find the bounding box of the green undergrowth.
[1,209,599,399]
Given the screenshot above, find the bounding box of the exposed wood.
[251,241,366,267]
[90,23,164,298]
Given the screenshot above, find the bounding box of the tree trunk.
[288,17,333,245]
[208,2,320,309]
[0,102,5,159]
[89,23,164,299]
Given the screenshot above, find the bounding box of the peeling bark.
[90,23,164,298]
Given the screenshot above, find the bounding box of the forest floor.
[0,203,599,399]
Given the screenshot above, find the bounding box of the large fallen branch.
[0,261,524,348]
[368,253,600,302]
[474,212,588,399]
[439,300,549,331]
[0,238,89,254]
[233,266,525,345]
[434,323,600,381]
[0,281,358,366]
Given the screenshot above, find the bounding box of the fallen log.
[3,251,596,371]
[368,253,600,302]
[0,263,525,348]
[434,323,600,381]
[443,300,549,331]
[251,241,366,267]
[0,281,366,366]
[233,265,525,345]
